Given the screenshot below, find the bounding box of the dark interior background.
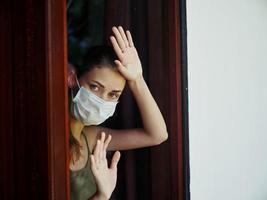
[67,0,152,199]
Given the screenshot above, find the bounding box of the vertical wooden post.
[0,0,69,199]
[46,0,69,199]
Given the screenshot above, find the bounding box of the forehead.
[81,67,126,90]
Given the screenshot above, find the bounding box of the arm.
[128,76,168,144]
[88,26,168,151]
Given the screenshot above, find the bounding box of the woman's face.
[78,66,126,102]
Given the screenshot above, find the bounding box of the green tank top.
[70,132,97,200]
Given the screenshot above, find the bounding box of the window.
[0,0,189,199]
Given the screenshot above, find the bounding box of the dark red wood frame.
[46,0,69,199]
[0,0,69,199]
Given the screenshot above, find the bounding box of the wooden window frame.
[46,0,69,199]
[0,0,189,199]
[1,0,69,199]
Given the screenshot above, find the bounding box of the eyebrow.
[92,80,122,93]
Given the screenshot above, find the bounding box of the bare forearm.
[128,76,168,143]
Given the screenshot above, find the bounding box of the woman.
[68,26,168,200]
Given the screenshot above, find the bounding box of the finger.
[114,60,128,76]
[110,36,123,60]
[112,26,126,50]
[126,30,134,47]
[118,26,129,47]
[102,134,111,159]
[90,155,97,174]
[100,138,104,161]
[100,132,105,159]
[93,140,101,162]
[100,132,105,143]
[110,151,121,170]
[103,134,112,150]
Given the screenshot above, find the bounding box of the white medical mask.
[71,78,118,126]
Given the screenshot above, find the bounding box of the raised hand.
[90,132,121,200]
[110,26,143,83]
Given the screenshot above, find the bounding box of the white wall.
[187,1,267,200]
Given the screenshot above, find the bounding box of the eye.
[89,84,99,92]
[109,92,119,99]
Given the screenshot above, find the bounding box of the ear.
[68,63,78,88]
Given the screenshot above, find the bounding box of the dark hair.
[69,45,118,162]
[76,45,118,78]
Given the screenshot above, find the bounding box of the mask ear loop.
[75,75,81,89]
[71,89,74,100]
[70,75,81,119]
[71,75,80,101]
